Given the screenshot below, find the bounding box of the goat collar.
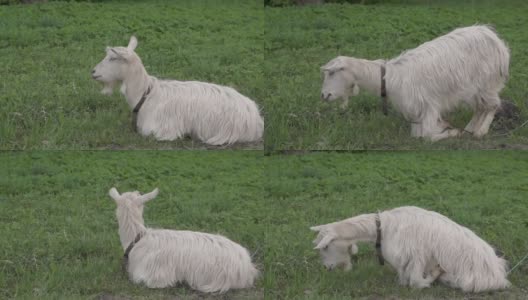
[122,232,143,272]
[380,65,388,116]
[375,212,384,265]
[131,85,152,131]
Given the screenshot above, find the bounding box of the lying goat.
[92,36,264,145]
[108,187,259,293]
[311,206,510,292]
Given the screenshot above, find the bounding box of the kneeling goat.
[321,25,510,141]
[108,187,259,293]
[311,206,510,292]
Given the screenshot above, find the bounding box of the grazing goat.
[92,36,264,145]
[321,25,510,141]
[311,206,510,292]
[108,187,259,293]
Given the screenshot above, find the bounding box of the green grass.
[2,151,528,299]
[264,1,528,152]
[0,0,263,150]
[0,151,264,299]
[265,151,528,299]
[2,1,528,299]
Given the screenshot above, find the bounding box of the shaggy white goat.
[321,25,510,141]
[92,36,263,145]
[108,187,259,293]
[311,206,510,292]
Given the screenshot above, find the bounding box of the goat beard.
[101,81,116,96]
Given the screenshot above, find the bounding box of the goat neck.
[116,205,147,251]
[333,213,378,243]
[121,61,153,111]
[346,58,384,97]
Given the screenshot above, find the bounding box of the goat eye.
[109,57,118,61]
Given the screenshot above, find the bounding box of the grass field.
[1,151,527,299]
[265,151,528,299]
[2,1,528,299]
[0,0,263,150]
[264,1,528,152]
[0,151,264,299]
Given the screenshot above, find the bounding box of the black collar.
[375,212,384,265]
[380,65,388,116]
[132,85,152,131]
[133,85,152,113]
[122,233,143,272]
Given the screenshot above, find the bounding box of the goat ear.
[128,36,138,51]
[314,233,335,250]
[109,187,121,201]
[320,65,332,72]
[138,188,159,204]
[321,65,346,73]
[310,225,324,232]
[110,48,129,59]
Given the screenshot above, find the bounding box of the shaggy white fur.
[311,206,510,292]
[92,36,264,145]
[108,187,259,293]
[321,25,510,141]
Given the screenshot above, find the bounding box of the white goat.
[92,36,264,145]
[311,206,510,292]
[108,187,259,293]
[321,25,510,141]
